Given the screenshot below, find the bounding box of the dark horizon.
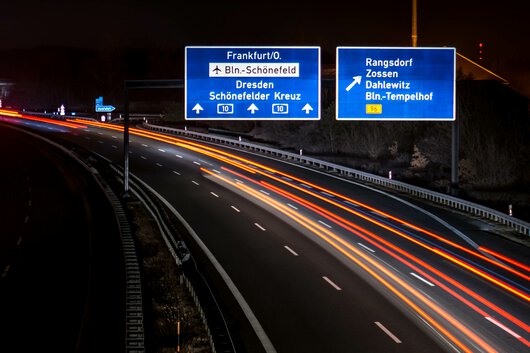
[2,0,529,97]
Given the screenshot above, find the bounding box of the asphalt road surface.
[0,123,125,353]
[2,115,529,353]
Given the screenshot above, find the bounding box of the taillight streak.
[247,177,530,342]
[68,122,530,301]
[202,167,498,353]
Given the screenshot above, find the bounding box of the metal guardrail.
[143,122,530,237]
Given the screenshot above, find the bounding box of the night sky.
[2,0,529,97]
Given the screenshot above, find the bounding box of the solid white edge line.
[284,246,299,256]
[128,174,277,353]
[410,272,435,287]
[357,242,375,253]
[322,276,342,290]
[485,316,521,338]
[375,321,402,343]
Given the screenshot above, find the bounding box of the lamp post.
[412,0,418,47]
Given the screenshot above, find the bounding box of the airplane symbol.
[212,65,221,74]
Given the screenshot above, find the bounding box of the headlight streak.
[201,167,498,353]
[218,165,530,344]
[67,120,530,303]
[240,170,530,303]
[256,179,530,346]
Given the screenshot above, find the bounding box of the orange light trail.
[64,121,530,300]
[251,177,530,341]
[234,170,530,302]
[202,167,499,353]
[479,247,530,274]
[1,111,87,129]
[128,127,530,285]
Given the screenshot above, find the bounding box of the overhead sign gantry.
[336,47,455,121]
[185,46,320,120]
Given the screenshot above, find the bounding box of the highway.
[0,122,125,353]
[2,112,530,353]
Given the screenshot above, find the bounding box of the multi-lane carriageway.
[1,109,530,353]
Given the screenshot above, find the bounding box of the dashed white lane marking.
[158,149,166,152]
[98,140,103,144]
[175,154,183,158]
[300,183,313,189]
[112,135,117,139]
[24,216,29,223]
[284,246,299,256]
[1,265,11,278]
[357,242,375,253]
[321,192,334,197]
[210,192,219,198]
[173,171,181,175]
[375,322,402,343]
[410,272,435,287]
[318,220,332,229]
[141,156,147,160]
[193,161,201,166]
[231,206,240,213]
[28,200,32,207]
[254,223,266,231]
[199,159,213,166]
[259,190,270,195]
[156,163,163,167]
[142,144,148,147]
[322,276,342,290]
[287,203,298,210]
[112,145,118,149]
[234,179,244,184]
[485,316,521,339]
[17,237,23,246]
[212,169,221,174]
[192,181,199,186]
[344,200,359,207]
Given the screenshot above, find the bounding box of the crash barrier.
[109,163,236,353]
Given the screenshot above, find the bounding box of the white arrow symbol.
[192,104,203,114]
[247,103,259,114]
[302,104,313,114]
[345,76,362,91]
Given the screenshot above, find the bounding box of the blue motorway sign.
[336,47,455,120]
[185,46,320,120]
[95,96,115,113]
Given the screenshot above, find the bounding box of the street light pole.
[412,0,418,47]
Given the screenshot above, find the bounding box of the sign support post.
[122,80,184,197]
